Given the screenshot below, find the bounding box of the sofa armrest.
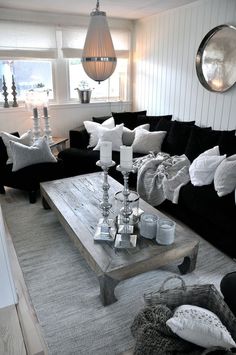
[69,125,89,149]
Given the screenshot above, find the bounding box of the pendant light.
[82,0,117,83]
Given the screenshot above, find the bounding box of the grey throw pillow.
[214,154,236,196]
[0,130,33,164]
[10,136,57,172]
[122,124,150,146]
[132,129,166,154]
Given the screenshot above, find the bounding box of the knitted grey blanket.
[134,153,190,206]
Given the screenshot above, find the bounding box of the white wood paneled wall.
[133,0,236,130]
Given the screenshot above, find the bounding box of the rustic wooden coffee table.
[40,173,199,306]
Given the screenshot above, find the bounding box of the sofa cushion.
[84,117,115,147]
[93,124,124,151]
[214,154,236,197]
[185,126,235,162]
[112,111,147,129]
[219,134,236,156]
[152,116,173,132]
[0,132,19,166]
[92,115,113,124]
[10,136,57,172]
[132,129,166,154]
[1,130,33,164]
[138,115,172,131]
[161,120,195,155]
[122,124,150,146]
[189,146,226,186]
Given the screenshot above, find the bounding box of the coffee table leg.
[178,243,199,274]
[98,275,119,306]
[42,197,51,210]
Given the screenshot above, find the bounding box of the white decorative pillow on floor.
[0,130,33,164]
[214,154,236,197]
[166,305,236,348]
[84,117,115,148]
[93,124,124,152]
[122,124,150,146]
[132,129,166,154]
[189,146,226,186]
[10,136,57,172]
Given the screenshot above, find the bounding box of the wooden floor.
[0,203,48,355]
[0,305,27,355]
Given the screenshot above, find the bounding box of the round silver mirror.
[196,24,236,92]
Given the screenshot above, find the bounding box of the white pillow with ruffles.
[189,146,226,186]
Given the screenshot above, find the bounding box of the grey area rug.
[1,189,236,355]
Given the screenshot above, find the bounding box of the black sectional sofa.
[58,112,236,258]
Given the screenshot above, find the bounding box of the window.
[0,22,131,105]
[0,60,53,102]
[69,58,128,101]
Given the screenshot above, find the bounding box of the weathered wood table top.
[40,173,199,306]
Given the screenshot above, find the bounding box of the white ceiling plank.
[0,0,199,20]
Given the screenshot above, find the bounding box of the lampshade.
[82,0,117,83]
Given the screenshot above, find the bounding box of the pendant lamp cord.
[96,0,100,11]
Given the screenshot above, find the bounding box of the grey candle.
[33,107,38,118]
[43,106,48,117]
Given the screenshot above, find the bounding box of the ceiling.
[0,0,199,20]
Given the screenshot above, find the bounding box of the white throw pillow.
[166,305,236,349]
[1,130,33,164]
[93,124,124,152]
[122,124,150,146]
[132,129,166,154]
[214,154,236,197]
[10,136,57,172]
[84,117,115,148]
[189,146,226,186]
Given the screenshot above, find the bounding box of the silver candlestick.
[43,107,53,144]
[94,160,117,242]
[115,165,138,249]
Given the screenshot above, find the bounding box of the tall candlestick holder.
[94,160,117,242]
[43,114,53,144]
[2,75,9,108]
[115,165,138,249]
[11,75,18,107]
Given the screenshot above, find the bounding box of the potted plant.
[75,81,92,103]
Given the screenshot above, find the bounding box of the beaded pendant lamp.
[82,0,117,83]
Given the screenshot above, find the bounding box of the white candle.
[100,141,112,164]
[120,145,133,169]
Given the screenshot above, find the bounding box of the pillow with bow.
[93,124,124,152]
[83,117,115,148]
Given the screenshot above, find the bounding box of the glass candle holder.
[140,213,158,239]
[114,190,140,226]
[156,218,175,245]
